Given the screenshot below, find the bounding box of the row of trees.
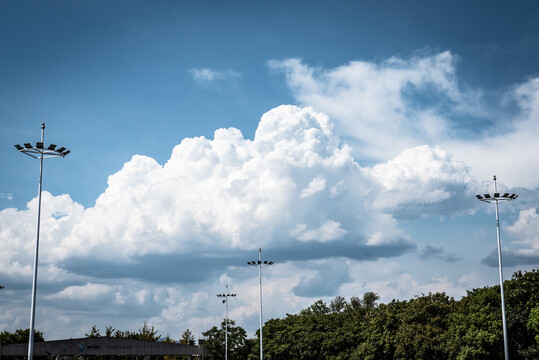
[2,269,538,359]
[202,269,539,359]
[85,322,163,341]
[85,323,196,360]
[0,329,44,345]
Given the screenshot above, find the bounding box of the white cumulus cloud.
[269,53,539,190]
[1,105,428,291]
[268,52,474,161]
[367,145,476,218]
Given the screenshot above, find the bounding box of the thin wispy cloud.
[0,193,13,201]
[189,68,241,87]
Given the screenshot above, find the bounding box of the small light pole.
[217,285,236,360]
[476,175,518,360]
[14,123,70,360]
[247,248,273,360]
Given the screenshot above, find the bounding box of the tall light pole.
[476,175,518,360]
[247,248,273,360]
[14,123,70,360]
[217,285,236,360]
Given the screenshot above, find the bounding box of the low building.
[0,337,207,360]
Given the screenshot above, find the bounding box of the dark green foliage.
[361,291,380,310]
[202,319,250,360]
[85,325,101,338]
[254,269,539,359]
[448,285,503,359]
[393,293,455,359]
[179,329,195,345]
[85,322,161,341]
[353,300,405,360]
[506,269,539,359]
[528,305,539,345]
[0,328,44,344]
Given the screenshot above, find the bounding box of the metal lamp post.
[247,248,273,360]
[217,285,236,360]
[14,123,70,360]
[476,175,518,360]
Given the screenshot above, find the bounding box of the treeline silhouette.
[249,269,539,359]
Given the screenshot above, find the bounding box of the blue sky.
[1,0,539,341]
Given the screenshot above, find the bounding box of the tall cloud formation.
[0,105,475,306]
[4,105,436,284]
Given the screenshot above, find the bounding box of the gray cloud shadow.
[482,249,539,267]
[60,237,416,285]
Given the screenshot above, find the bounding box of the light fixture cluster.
[14,142,70,159]
[247,260,274,265]
[476,193,518,202]
[217,292,236,304]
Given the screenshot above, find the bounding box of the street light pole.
[14,123,70,360]
[476,175,518,360]
[217,285,236,360]
[247,248,273,360]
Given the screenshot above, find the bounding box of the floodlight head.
[476,176,519,204]
[36,142,43,149]
[15,144,23,150]
[24,143,32,149]
[231,294,236,297]
[62,150,70,156]
[48,144,57,150]
[56,147,66,153]
[268,261,274,265]
[222,300,226,304]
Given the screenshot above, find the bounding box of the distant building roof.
[0,337,207,358]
